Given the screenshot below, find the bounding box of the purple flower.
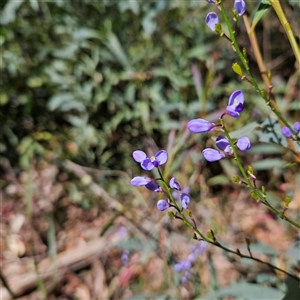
[170,177,181,191]
[205,12,220,32]
[121,250,130,266]
[172,186,190,200]
[202,148,225,162]
[174,260,192,272]
[216,135,232,154]
[181,271,191,284]
[191,241,208,256]
[157,200,170,211]
[188,253,197,262]
[174,241,207,284]
[145,181,162,192]
[133,150,168,170]
[226,90,244,118]
[234,0,246,16]
[187,118,215,134]
[236,136,251,151]
[281,127,292,138]
[180,193,190,209]
[131,176,152,186]
[294,122,300,133]
[206,0,215,3]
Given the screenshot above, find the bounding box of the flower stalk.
[218,0,300,151]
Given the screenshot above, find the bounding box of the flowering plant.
[129,0,300,297]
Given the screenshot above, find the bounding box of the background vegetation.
[1,0,299,299]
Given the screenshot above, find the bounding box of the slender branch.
[242,13,300,160]
[211,241,300,281]
[218,0,300,152]
[268,0,300,67]
[157,169,299,280]
[220,118,300,229]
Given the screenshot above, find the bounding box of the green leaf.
[0,0,25,25]
[73,28,101,41]
[252,0,272,30]
[230,122,258,139]
[252,158,285,170]
[282,277,300,300]
[152,67,187,88]
[198,281,285,300]
[106,33,129,67]
[248,144,283,155]
[207,175,231,185]
[117,238,155,252]
[47,93,72,111]
[254,117,300,152]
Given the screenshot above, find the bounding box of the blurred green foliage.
[1,0,299,173]
[0,0,212,171]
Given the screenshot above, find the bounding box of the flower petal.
[132,150,147,163]
[293,122,300,133]
[205,12,219,32]
[281,127,292,138]
[237,136,251,151]
[202,148,224,162]
[141,158,154,170]
[157,200,170,211]
[145,181,162,192]
[155,150,168,165]
[187,118,214,133]
[170,177,181,191]
[216,135,230,151]
[130,176,152,186]
[234,0,246,16]
[228,90,244,106]
[180,193,190,209]
[226,105,240,118]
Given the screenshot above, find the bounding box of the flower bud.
[233,176,242,184]
[281,127,292,138]
[157,200,170,211]
[187,118,215,133]
[202,148,225,162]
[232,62,243,77]
[237,136,251,151]
[293,122,300,133]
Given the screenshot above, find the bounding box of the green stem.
[220,118,300,229]
[156,168,299,281]
[218,0,298,138]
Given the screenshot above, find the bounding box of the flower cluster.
[174,241,207,284]
[206,0,246,32]
[131,150,191,211]
[188,90,251,162]
[281,122,300,138]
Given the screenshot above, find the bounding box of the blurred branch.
[268,0,300,68]
[242,13,300,163]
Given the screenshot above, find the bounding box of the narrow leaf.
[252,1,272,30]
